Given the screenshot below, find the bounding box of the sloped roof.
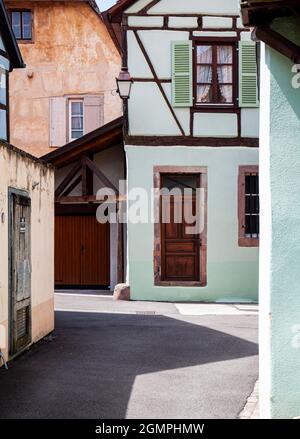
[240,0,300,26]
[102,0,138,52]
[0,0,24,69]
[105,0,138,22]
[5,0,101,15]
[42,117,123,168]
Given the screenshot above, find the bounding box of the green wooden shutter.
[172,41,193,108]
[239,41,259,107]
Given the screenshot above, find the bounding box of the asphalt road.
[0,306,258,419]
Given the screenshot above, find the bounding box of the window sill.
[154,280,206,287]
[192,104,239,112]
[17,39,34,44]
[239,237,259,247]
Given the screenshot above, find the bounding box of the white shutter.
[84,95,104,134]
[49,97,67,147]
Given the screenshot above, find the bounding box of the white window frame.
[68,98,84,142]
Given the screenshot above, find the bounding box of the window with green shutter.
[172,41,193,108]
[239,41,259,107]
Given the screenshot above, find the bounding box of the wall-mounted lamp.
[116,67,133,100]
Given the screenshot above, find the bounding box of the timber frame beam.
[241,1,300,27]
[253,24,300,64]
[55,154,119,204]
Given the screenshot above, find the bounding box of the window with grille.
[238,166,259,247]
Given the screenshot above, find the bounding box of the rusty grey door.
[9,190,31,356]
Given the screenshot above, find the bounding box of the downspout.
[0,350,8,370]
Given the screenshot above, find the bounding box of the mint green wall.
[259,17,300,419]
[126,146,259,302]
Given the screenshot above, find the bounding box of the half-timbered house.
[105,0,260,302]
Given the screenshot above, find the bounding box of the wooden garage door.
[55,216,110,288]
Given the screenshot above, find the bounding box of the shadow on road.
[0,311,258,419]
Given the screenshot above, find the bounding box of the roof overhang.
[105,0,137,23]
[241,1,300,27]
[4,0,101,16]
[102,0,140,53]
[240,0,300,63]
[0,0,25,69]
[42,117,124,168]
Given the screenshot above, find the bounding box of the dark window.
[195,42,236,106]
[238,166,259,247]
[10,11,32,40]
[245,174,259,238]
[0,67,8,141]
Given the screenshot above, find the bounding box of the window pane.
[197,85,212,103]
[246,174,259,194]
[217,66,232,84]
[218,85,232,103]
[0,69,6,105]
[217,45,233,64]
[246,195,259,214]
[12,12,21,39]
[197,45,212,63]
[197,66,212,83]
[245,215,259,237]
[71,116,83,130]
[162,175,198,192]
[71,130,83,139]
[71,101,83,116]
[0,109,7,141]
[22,12,32,39]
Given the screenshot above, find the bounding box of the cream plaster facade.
[0,141,54,362]
[6,1,121,157]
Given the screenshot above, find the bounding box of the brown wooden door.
[55,215,110,287]
[161,175,200,282]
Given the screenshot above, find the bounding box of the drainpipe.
[0,350,8,370]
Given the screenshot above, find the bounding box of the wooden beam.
[55,195,126,204]
[81,156,88,196]
[60,175,82,197]
[254,25,300,63]
[55,160,81,197]
[241,1,300,26]
[125,135,259,148]
[85,156,119,194]
[117,215,124,284]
